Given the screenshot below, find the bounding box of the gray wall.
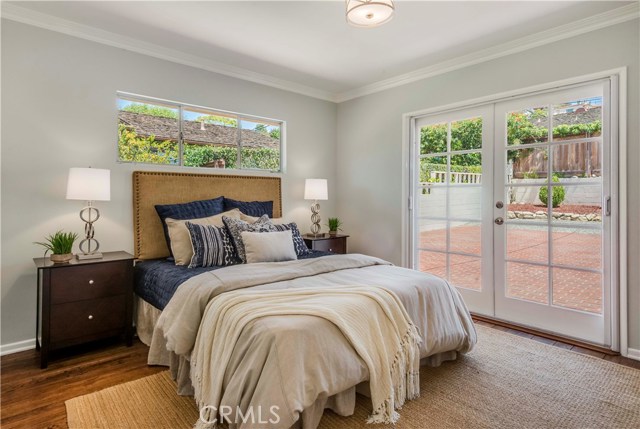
[1,20,337,346]
[336,20,640,349]
[2,18,638,352]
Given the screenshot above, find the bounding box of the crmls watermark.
[199,405,281,425]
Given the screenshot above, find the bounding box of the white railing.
[429,171,482,184]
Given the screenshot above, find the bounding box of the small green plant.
[326,218,343,233]
[34,230,78,255]
[523,170,539,179]
[539,175,566,208]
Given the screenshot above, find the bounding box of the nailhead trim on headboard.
[132,171,282,260]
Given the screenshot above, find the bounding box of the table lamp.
[304,178,328,237]
[66,167,111,259]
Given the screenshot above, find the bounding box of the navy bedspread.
[135,251,332,310]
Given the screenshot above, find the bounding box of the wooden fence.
[513,141,601,178]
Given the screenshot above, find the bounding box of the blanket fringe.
[194,407,216,429]
[366,322,421,424]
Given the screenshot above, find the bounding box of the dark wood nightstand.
[303,234,349,254]
[33,251,134,368]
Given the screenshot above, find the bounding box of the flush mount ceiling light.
[346,0,395,28]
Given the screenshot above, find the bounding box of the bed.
[132,170,477,429]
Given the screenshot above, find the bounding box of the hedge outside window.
[117,93,283,172]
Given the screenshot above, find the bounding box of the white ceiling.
[4,1,637,101]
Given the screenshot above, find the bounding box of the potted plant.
[34,230,78,263]
[326,218,343,236]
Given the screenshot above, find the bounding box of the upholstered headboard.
[132,171,282,259]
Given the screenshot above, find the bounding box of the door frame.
[402,68,627,354]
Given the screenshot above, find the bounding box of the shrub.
[539,175,565,208]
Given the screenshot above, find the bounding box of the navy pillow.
[223,197,273,218]
[155,196,225,255]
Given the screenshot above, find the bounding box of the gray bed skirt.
[136,296,459,429]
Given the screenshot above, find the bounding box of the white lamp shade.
[66,168,111,201]
[304,179,328,201]
[346,0,395,28]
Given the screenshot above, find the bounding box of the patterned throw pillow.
[185,222,239,268]
[271,222,311,256]
[223,215,275,263]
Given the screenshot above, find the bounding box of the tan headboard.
[133,171,282,259]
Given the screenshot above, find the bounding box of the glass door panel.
[411,79,614,349]
[494,82,610,346]
[414,105,494,315]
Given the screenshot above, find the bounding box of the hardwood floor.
[2,327,639,429]
[0,338,163,429]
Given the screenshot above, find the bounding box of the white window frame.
[116,91,285,173]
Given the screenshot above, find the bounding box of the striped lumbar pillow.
[185,222,239,268]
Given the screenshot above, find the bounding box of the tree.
[254,124,268,133]
[269,128,281,140]
[118,124,177,164]
[196,115,238,127]
[121,104,177,119]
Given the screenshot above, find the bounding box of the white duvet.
[149,254,477,429]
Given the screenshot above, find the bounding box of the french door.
[411,80,615,347]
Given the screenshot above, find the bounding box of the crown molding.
[0,3,337,102]
[335,3,640,102]
[2,2,638,104]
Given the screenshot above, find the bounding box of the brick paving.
[419,224,602,314]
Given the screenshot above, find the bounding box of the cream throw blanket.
[191,286,421,428]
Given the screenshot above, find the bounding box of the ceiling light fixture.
[346,0,395,28]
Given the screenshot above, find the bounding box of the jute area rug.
[66,326,640,428]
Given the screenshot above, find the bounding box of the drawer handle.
[88,280,94,285]
[88,315,94,320]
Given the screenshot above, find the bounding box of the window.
[117,93,283,172]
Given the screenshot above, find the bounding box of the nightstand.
[33,251,134,368]
[303,234,349,254]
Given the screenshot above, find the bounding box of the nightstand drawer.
[50,262,128,304]
[34,251,134,368]
[312,238,346,254]
[50,295,126,342]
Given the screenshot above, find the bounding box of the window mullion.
[236,117,242,169]
[178,105,184,166]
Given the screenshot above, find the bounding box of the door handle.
[495,217,504,225]
[496,201,504,209]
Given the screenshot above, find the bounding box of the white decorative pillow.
[166,208,242,265]
[241,230,298,264]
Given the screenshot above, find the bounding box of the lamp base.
[77,252,103,260]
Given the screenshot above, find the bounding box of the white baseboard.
[627,348,640,361]
[0,338,36,356]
